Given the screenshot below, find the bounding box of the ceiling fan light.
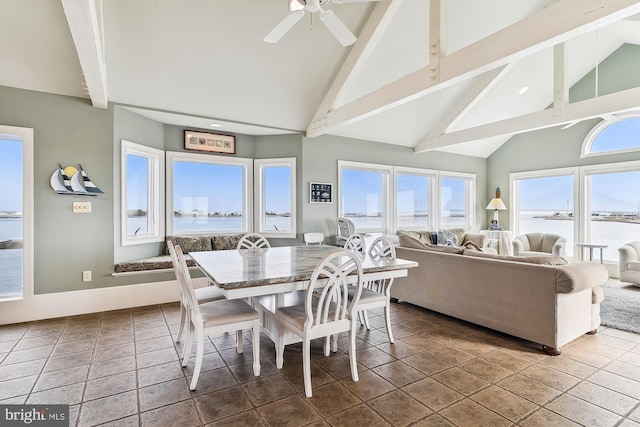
[288,0,305,12]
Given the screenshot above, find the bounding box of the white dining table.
[190,245,418,344]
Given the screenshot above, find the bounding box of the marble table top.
[190,245,418,290]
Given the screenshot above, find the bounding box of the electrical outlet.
[73,202,92,213]
[82,271,92,282]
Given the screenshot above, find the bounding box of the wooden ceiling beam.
[61,0,108,109]
[417,87,640,151]
[307,0,640,138]
[307,0,404,136]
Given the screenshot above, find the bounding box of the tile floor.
[0,300,639,426]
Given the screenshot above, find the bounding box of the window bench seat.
[113,234,244,275]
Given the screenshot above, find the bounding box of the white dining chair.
[275,249,364,398]
[303,232,324,246]
[168,242,261,390]
[350,236,397,343]
[237,233,271,250]
[167,240,226,346]
[344,233,366,254]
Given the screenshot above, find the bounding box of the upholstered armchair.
[512,233,567,257]
[619,241,640,287]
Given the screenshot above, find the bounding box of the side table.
[481,230,513,255]
[575,243,607,263]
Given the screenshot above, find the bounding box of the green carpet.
[600,280,640,334]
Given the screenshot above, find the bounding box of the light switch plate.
[73,202,92,213]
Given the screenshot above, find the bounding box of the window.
[121,140,164,245]
[582,161,640,263]
[511,169,577,257]
[395,167,436,231]
[338,161,391,233]
[582,114,640,157]
[440,172,475,229]
[166,152,252,235]
[0,126,33,301]
[255,158,296,238]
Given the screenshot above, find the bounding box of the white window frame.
[579,159,640,246]
[338,160,392,234]
[120,140,165,246]
[438,171,476,230]
[254,157,296,238]
[0,125,34,301]
[509,166,580,240]
[581,113,640,158]
[166,151,253,236]
[393,166,437,231]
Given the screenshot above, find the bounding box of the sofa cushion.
[114,254,195,273]
[166,235,212,255]
[628,261,640,271]
[397,230,434,245]
[463,249,568,265]
[398,234,464,254]
[212,234,243,250]
[592,286,604,304]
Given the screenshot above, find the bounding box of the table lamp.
[486,187,507,229]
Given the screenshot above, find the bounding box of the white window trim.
[120,140,165,246]
[0,126,33,301]
[394,166,437,232]
[439,171,476,231]
[254,157,297,238]
[166,151,253,236]
[581,113,640,158]
[338,160,392,234]
[509,166,579,240]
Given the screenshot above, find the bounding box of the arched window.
[582,114,640,157]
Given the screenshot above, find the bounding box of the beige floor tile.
[402,377,463,411]
[355,345,397,369]
[587,370,640,400]
[207,409,266,427]
[459,357,512,382]
[568,381,638,416]
[326,403,392,427]
[241,373,296,406]
[372,360,426,387]
[521,364,580,391]
[307,381,361,417]
[541,354,599,378]
[77,389,138,427]
[140,399,201,427]
[440,399,510,427]
[402,332,446,350]
[480,349,533,371]
[497,374,561,405]
[339,369,396,401]
[519,408,581,427]
[471,385,538,422]
[257,395,321,426]
[604,360,640,382]
[368,389,432,426]
[432,367,490,395]
[27,382,85,405]
[375,340,421,359]
[545,394,622,426]
[84,370,137,401]
[33,364,89,392]
[139,377,191,412]
[402,351,454,375]
[0,375,38,400]
[88,355,136,380]
[426,345,474,365]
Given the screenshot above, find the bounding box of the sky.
[0,139,23,212]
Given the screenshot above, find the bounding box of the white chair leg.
[182,324,194,367]
[276,324,285,369]
[323,336,330,356]
[190,326,205,390]
[384,302,395,344]
[302,339,312,398]
[348,326,359,383]
[252,320,261,376]
[176,300,186,343]
[236,330,244,354]
[331,334,338,353]
[362,310,371,330]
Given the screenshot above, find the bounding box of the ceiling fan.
[264,0,380,47]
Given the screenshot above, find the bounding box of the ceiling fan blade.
[264,10,305,43]
[332,0,381,3]
[319,9,357,46]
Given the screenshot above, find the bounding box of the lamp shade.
[486,198,507,210]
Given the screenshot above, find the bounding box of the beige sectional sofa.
[392,232,609,354]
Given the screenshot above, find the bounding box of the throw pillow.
[461,240,482,251]
[447,228,466,247]
[436,229,457,246]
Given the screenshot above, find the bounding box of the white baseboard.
[0,277,209,325]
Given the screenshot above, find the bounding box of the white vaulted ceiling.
[1,0,639,157]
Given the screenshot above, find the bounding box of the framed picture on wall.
[184,130,235,154]
[310,182,332,204]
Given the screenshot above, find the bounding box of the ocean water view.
[0,217,23,299]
